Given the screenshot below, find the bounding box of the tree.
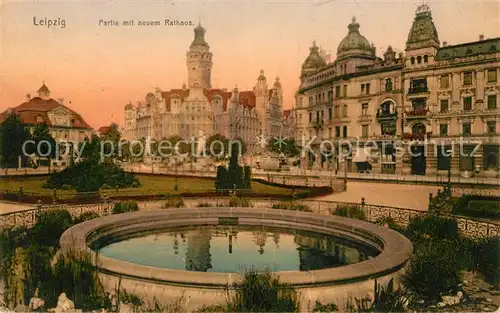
[206,134,229,158]
[32,123,57,173]
[100,123,121,161]
[231,136,247,156]
[79,134,102,163]
[268,137,300,157]
[0,113,30,173]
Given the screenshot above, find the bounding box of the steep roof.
[238,91,256,109]
[283,109,291,119]
[0,97,92,129]
[98,126,111,135]
[435,37,499,61]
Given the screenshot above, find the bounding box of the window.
[440,99,449,112]
[381,122,396,136]
[309,112,312,122]
[335,86,341,98]
[437,146,451,170]
[440,75,450,88]
[459,145,475,171]
[412,98,426,110]
[309,96,313,106]
[487,69,497,83]
[463,72,473,85]
[343,125,348,138]
[417,56,422,64]
[362,125,369,138]
[487,121,496,134]
[483,145,499,170]
[328,90,333,101]
[424,55,428,63]
[488,95,497,109]
[410,57,415,65]
[385,79,393,91]
[335,126,340,137]
[316,111,320,122]
[328,108,332,120]
[462,123,472,135]
[343,85,347,97]
[328,128,332,138]
[299,98,303,107]
[366,83,370,94]
[463,97,472,111]
[361,84,365,94]
[334,105,340,118]
[361,103,368,116]
[342,105,347,117]
[440,124,448,135]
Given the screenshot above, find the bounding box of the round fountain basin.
[60,207,413,311]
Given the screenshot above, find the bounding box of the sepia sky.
[0,0,498,129]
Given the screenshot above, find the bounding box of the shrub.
[452,195,500,220]
[334,204,366,221]
[119,289,144,309]
[31,209,73,247]
[216,166,228,192]
[402,240,462,301]
[406,214,459,242]
[312,300,338,312]
[227,269,300,312]
[51,249,112,311]
[465,236,500,286]
[164,196,185,208]
[374,216,405,233]
[100,183,112,190]
[227,195,252,208]
[60,184,73,190]
[365,278,408,312]
[197,202,213,208]
[74,211,100,224]
[112,201,139,214]
[243,166,252,190]
[272,202,312,212]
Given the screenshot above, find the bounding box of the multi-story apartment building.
[294,5,499,177]
[0,84,94,167]
[124,24,286,153]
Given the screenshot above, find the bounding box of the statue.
[197,131,206,157]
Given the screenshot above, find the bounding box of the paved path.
[316,181,440,211]
[0,202,34,215]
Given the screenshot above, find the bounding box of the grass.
[0,174,296,197]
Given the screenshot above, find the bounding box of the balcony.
[376,110,398,121]
[408,86,429,94]
[405,108,429,118]
[403,132,432,141]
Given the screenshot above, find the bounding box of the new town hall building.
[294,5,499,178]
[124,24,285,153]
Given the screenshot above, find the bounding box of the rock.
[457,291,463,299]
[486,298,493,303]
[29,296,45,311]
[119,302,134,313]
[463,280,468,285]
[437,302,446,308]
[442,295,460,306]
[417,299,425,305]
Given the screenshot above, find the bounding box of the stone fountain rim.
[59,207,413,288]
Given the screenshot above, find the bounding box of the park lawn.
[0,174,294,197]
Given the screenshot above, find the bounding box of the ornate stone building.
[124,24,285,153]
[0,84,94,167]
[294,5,499,178]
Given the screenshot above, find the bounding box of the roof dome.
[190,23,209,49]
[337,17,374,59]
[301,41,326,75]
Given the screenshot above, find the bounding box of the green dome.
[301,41,326,74]
[337,17,374,58]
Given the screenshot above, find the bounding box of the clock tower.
[187,23,213,89]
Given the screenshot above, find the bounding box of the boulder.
[28,296,45,311]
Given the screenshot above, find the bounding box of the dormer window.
[35,115,44,123]
[423,55,428,63]
[417,56,422,64]
[411,57,415,65]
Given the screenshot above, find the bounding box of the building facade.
[294,5,499,177]
[124,24,286,153]
[0,84,94,167]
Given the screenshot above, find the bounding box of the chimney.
[25,93,31,102]
[443,41,448,47]
[57,98,64,105]
[479,34,485,41]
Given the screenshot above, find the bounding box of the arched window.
[417,56,422,64]
[412,123,426,135]
[423,55,428,63]
[411,57,415,65]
